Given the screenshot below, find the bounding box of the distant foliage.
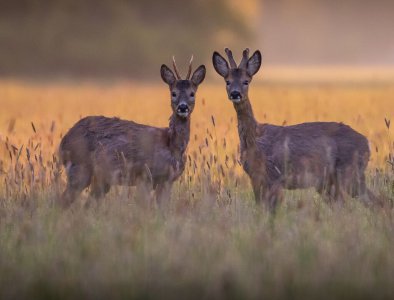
[0,0,250,77]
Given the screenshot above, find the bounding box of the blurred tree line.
[0,0,251,78]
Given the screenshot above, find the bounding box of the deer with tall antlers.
[213,48,375,211]
[59,56,205,207]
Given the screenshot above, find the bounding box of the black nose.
[177,103,189,113]
[230,91,241,100]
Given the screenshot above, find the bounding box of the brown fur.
[59,60,206,207]
[213,48,374,211]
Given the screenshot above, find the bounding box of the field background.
[1,79,394,299]
[2,79,394,167]
[1,0,394,299]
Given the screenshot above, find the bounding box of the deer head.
[161,56,206,118]
[212,48,262,103]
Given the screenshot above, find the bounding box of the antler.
[172,55,194,80]
[172,56,182,80]
[225,48,237,68]
[186,55,193,80]
[239,48,250,69]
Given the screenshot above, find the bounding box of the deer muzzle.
[176,103,190,117]
[229,91,242,103]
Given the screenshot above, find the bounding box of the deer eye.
[190,92,195,97]
[171,92,177,97]
[243,81,249,86]
[226,80,230,86]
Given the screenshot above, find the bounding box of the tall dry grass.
[0,79,394,299]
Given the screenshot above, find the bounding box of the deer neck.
[234,97,257,150]
[168,113,190,157]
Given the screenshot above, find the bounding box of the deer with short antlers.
[213,48,375,211]
[59,56,205,207]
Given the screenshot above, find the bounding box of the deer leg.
[264,182,284,213]
[317,186,332,204]
[252,180,264,204]
[317,173,336,204]
[89,176,111,199]
[350,172,382,207]
[333,177,343,203]
[93,183,111,198]
[352,154,383,206]
[155,182,172,209]
[61,188,77,208]
[61,164,92,208]
[84,176,111,208]
[336,158,370,205]
[332,168,349,205]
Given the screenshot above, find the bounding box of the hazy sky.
[260,0,394,66]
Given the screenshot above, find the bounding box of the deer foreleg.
[252,180,264,204]
[61,164,92,208]
[155,182,172,208]
[264,182,284,213]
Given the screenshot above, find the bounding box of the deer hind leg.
[61,164,92,208]
[317,173,337,204]
[331,167,350,204]
[350,172,381,207]
[335,164,366,205]
[352,153,378,206]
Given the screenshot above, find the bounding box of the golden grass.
[1,79,393,167]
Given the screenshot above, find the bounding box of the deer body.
[60,57,205,207]
[213,49,372,210]
[60,114,188,194]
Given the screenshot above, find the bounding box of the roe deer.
[59,56,206,207]
[212,48,375,211]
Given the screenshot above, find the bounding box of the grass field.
[1,79,394,299]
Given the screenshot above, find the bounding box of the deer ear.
[191,65,206,86]
[212,52,229,77]
[246,50,262,76]
[161,64,176,85]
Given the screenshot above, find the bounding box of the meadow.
[0,79,394,299]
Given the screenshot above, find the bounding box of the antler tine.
[239,48,250,68]
[224,48,237,68]
[172,56,182,80]
[186,55,193,80]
